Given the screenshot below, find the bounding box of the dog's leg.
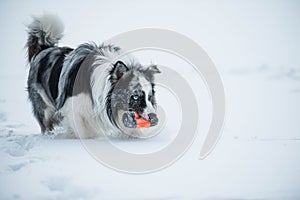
[28,86,61,134]
[28,87,47,133]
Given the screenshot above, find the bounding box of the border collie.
[26,14,160,138]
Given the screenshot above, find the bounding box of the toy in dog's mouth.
[122,110,158,128]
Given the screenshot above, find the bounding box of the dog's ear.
[146,65,161,76]
[144,64,161,80]
[147,64,161,74]
[112,61,128,80]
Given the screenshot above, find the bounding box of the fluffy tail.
[27,14,64,62]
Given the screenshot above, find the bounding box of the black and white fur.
[26,14,160,138]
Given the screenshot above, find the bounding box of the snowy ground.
[1,0,300,199]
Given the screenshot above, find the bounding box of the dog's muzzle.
[122,111,158,128]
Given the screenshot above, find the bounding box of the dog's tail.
[26,14,64,62]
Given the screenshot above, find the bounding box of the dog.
[26,14,160,138]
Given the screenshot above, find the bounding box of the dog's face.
[107,61,160,130]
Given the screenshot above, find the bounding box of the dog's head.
[107,60,161,131]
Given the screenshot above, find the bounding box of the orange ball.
[134,112,150,128]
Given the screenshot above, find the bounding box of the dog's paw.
[148,113,158,127]
[122,111,137,128]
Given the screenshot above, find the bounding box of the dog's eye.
[132,95,139,101]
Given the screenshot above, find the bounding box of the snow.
[1,0,300,199]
